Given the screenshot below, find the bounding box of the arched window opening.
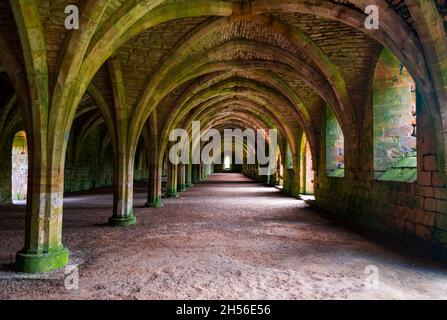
[300,135,315,195]
[12,131,28,204]
[373,48,417,182]
[326,106,345,177]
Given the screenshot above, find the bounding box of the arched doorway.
[276,145,283,188]
[223,155,231,171]
[11,131,28,204]
[300,135,314,195]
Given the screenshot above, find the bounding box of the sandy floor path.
[1,173,446,299]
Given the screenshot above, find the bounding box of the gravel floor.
[0,173,447,300]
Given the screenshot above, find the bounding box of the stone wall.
[315,86,447,261]
[64,129,114,193]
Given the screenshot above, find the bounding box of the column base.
[178,184,186,192]
[108,214,137,227]
[167,193,178,198]
[145,196,163,208]
[145,201,163,208]
[186,183,194,188]
[16,246,69,273]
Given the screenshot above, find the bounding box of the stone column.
[200,163,205,180]
[167,163,178,198]
[109,149,136,227]
[178,164,186,192]
[186,163,193,188]
[203,164,208,179]
[206,164,212,177]
[108,56,136,227]
[283,168,292,193]
[146,162,163,208]
[11,1,69,273]
[269,173,277,186]
[192,164,199,184]
[145,135,163,208]
[16,136,69,273]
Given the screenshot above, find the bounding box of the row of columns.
[243,163,277,186]
[146,162,213,208]
[242,161,301,198]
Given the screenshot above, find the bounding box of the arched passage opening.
[11,130,27,204]
[223,155,231,171]
[300,135,314,195]
[325,106,345,178]
[275,145,284,188]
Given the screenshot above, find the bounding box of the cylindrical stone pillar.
[178,164,186,192]
[186,163,193,188]
[146,163,163,208]
[192,164,199,184]
[167,163,178,198]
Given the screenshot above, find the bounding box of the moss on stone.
[108,214,137,227]
[377,156,417,182]
[15,246,69,273]
[328,167,345,178]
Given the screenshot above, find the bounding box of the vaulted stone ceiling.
[0,1,443,142]
[0,0,444,177]
[0,1,446,165]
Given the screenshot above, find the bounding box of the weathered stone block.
[436,214,447,231]
[423,154,438,171]
[424,198,437,211]
[432,172,447,187]
[415,224,430,239]
[434,187,447,200]
[404,220,415,233]
[416,186,434,197]
[436,230,447,244]
[393,206,410,220]
[410,209,426,224]
[417,171,432,186]
[422,212,437,227]
[437,200,447,215]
